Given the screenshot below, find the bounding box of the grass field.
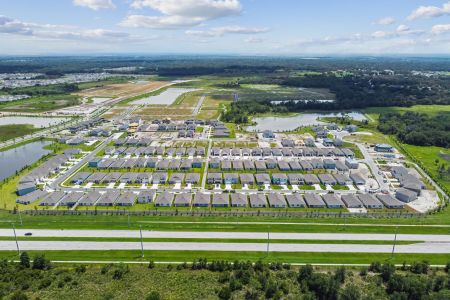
[402,144,450,192]
[77,80,168,99]
[3,210,450,233]
[0,94,80,112]
[0,124,39,142]
[197,94,233,120]
[0,250,448,265]
[365,105,450,123]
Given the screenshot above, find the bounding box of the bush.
[359,267,368,276]
[298,264,314,282]
[32,254,51,270]
[19,252,30,268]
[75,265,87,274]
[148,261,155,269]
[410,261,430,274]
[218,286,232,300]
[11,291,28,300]
[38,278,52,289]
[368,261,382,273]
[444,262,450,273]
[146,291,161,300]
[381,263,396,282]
[334,266,346,284]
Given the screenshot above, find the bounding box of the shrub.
[410,261,430,274]
[148,261,155,269]
[10,291,28,300]
[32,254,51,270]
[334,266,346,284]
[75,265,87,274]
[218,286,232,300]
[19,252,30,268]
[146,291,161,300]
[381,263,396,282]
[368,261,382,273]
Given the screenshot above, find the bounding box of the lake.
[0,116,68,128]
[131,88,199,105]
[246,112,366,132]
[0,140,52,182]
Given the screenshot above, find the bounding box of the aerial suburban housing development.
[0,0,449,299]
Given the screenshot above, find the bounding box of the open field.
[365,105,450,123]
[0,94,80,112]
[0,250,448,265]
[0,124,39,142]
[238,84,335,102]
[198,94,233,120]
[402,144,450,192]
[75,80,169,98]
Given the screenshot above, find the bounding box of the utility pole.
[391,226,398,260]
[139,225,144,258]
[18,209,23,226]
[266,231,270,256]
[12,223,20,256]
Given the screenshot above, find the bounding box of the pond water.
[0,140,52,182]
[0,116,68,128]
[246,112,366,132]
[131,88,199,105]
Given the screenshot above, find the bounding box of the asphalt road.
[1,240,449,253]
[2,229,450,242]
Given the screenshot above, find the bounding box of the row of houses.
[89,157,203,170]
[210,147,355,158]
[209,158,353,172]
[17,149,81,196]
[137,122,197,132]
[206,172,366,186]
[68,117,106,134]
[30,190,157,207]
[71,171,201,185]
[114,138,152,147]
[17,188,405,209]
[103,146,206,157]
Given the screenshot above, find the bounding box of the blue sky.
[0,0,449,55]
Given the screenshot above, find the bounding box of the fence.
[18,209,423,219]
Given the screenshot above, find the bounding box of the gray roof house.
[357,194,383,209]
[255,173,271,185]
[395,188,418,203]
[40,191,66,207]
[267,193,287,208]
[96,191,120,206]
[169,173,185,184]
[303,174,320,185]
[304,193,326,208]
[350,173,366,185]
[285,194,306,208]
[322,194,345,208]
[240,173,255,185]
[288,174,304,185]
[78,191,102,206]
[174,193,192,207]
[341,194,363,208]
[152,172,168,184]
[137,190,156,203]
[155,192,174,207]
[207,173,222,184]
[249,194,267,208]
[231,193,248,207]
[377,194,405,209]
[185,173,200,184]
[193,192,210,207]
[318,174,337,185]
[212,193,229,207]
[116,192,137,206]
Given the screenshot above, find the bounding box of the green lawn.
[365,105,450,123]
[401,144,450,192]
[0,124,39,142]
[0,250,448,265]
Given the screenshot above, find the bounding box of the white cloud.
[371,25,423,39]
[122,0,242,29]
[185,25,269,37]
[73,0,115,10]
[431,24,450,35]
[373,17,395,25]
[407,1,450,21]
[120,15,203,28]
[245,37,263,43]
[0,15,145,43]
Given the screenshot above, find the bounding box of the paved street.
[1,240,449,253]
[2,229,450,242]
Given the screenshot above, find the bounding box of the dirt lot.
[75,81,169,98]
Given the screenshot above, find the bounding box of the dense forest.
[2,55,450,74]
[378,112,450,148]
[1,253,450,300]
